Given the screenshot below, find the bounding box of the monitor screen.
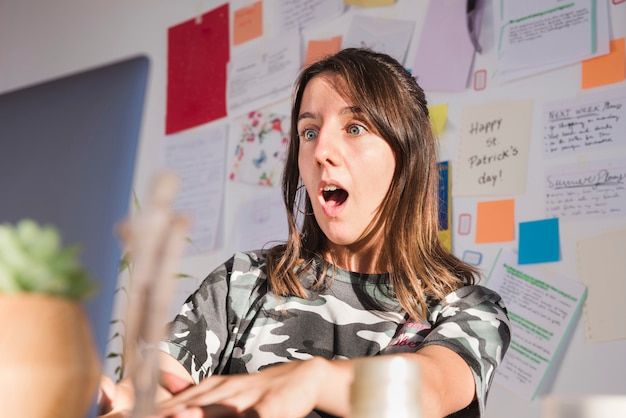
[0,55,150,368]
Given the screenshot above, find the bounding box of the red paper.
[166,3,230,135]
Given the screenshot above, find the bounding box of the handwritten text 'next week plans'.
[543,94,626,157]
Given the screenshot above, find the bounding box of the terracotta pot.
[0,294,101,417]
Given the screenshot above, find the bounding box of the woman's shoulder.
[428,284,509,321]
[228,249,270,271]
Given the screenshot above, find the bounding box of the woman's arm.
[157,346,474,418]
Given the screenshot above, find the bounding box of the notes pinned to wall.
[582,37,626,89]
[166,3,230,135]
[229,100,290,187]
[454,100,533,197]
[437,161,452,251]
[492,0,611,83]
[475,199,515,243]
[412,0,481,91]
[487,249,587,401]
[162,124,228,255]
[233,1,263,46]
[543,91,626,157]
[304,35,342,67]
[544,158,626,219]
[343,14,415,64]
[577,229,626,343]
[226,32,301,117]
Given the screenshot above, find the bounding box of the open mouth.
[322,185,348,206]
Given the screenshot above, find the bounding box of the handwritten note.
[543,94,626,157]
[492,0,610,83]
[487,249,587,400]
[227,33,300,117]
[162,124,228,255]
[269,0,343,34]
[544,158,626,219]
[454,100,533,196]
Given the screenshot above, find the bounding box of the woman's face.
[297,75,396,250]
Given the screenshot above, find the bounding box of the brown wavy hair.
[266,48,477,320]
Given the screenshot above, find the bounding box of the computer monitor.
[0,55,149,366]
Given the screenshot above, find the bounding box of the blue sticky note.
[518,218,560,264]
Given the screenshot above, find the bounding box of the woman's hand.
[158,357,346,418]
[97,375,134,418]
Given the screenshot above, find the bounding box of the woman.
[100,48,510,418]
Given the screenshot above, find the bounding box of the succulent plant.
[0,219,96,300]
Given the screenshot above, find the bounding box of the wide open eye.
[347,124,366,136]
[300,128,318,141]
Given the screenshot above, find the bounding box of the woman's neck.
[325,241,385,274]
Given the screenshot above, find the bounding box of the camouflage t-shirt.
[160,250,510,417]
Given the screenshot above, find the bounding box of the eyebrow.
[297,106,363,122]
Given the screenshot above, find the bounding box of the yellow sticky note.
[233,1,263,46]
[304,36,342,68]
[428,103,448,136]
[582,38,625,89]
[344,0,396,6]
[475,199,515,243]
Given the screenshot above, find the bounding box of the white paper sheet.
[162,124,228,255]
[454,99,533,197]
[227,33,301,118]
[342,14,415,65]
[266,0,344,34]
[234,192,289,252]
[487,249,587,400]
[542,90,626,158]
[493,0,611,83]
[577,229,626,343]
[544,157,626,220]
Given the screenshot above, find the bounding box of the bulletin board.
[1,1,624,417]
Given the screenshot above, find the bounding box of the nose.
[313,126,340,167]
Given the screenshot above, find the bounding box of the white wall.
[2,1,624,417]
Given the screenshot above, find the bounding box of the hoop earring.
[295,184,314,216]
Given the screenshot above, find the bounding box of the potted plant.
[0,219,101,417]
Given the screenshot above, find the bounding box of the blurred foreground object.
[0,219,100,417]
[350,356,422,418]
[542,395,626,418]
[118,170,190,418]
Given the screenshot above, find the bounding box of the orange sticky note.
[582,37,625,89]
[304,36,342,68]
[475,199,515,243]
[233,1,263,46]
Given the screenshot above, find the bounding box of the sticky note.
[518,218,560,264]
[473,69,487,91]
[438,161,451,251]
[458,213,472,235]
[582,38,625,89]
[304,36,342,68]
[233,1,263,46]
[475,199,515,243]
[462,250,483,266]
[428,103,448,136]
[166,3,230,135]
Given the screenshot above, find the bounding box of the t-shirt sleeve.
[419,285,511,417]
[159,258,233,383]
